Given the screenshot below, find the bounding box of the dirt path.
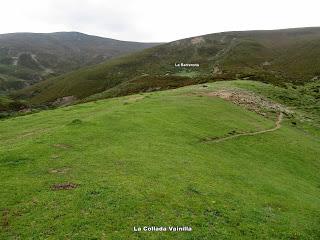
[205,112,283,143]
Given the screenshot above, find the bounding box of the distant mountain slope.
[14,27,320,104]
[0,32,160,91]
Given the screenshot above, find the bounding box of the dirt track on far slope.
[203,112,283,143]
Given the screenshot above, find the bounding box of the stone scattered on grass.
[51,183,78,191]
[51,154,60,159]
[49,168,70,174]
[1,209,9,228]
[204,89,292,116]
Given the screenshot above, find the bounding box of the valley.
[0,32,160,92]
[0,27,319,239]
[11,27,320,108]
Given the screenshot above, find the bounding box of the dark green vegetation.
[0,32,160,91]
[14,27,320,105]
[0,95,29,118]
[1,80,319,239]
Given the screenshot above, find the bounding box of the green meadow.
[1,81,319,239]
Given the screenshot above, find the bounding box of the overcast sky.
[0,0,319,42]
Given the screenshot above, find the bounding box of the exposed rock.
[49,167,70,174]
[191,37,205,45]
[262,61,271,66]
[212,65,223,75]
[205,90,292,116]
[52,96,77,106]
[51,183,78,191]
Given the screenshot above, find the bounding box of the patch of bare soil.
[204,89,291,116]
[124,95,144,103]
[2,209,9,228]
[51,183,78,191]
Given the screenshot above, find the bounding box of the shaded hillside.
[14,27,320,104]
[0,32,160,91]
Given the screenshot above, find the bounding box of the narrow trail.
[205,112,283,143]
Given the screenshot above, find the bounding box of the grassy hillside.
[14,27,320,105]
[1,80,319,239]
[0,32,160,91]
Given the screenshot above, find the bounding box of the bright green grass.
[1,81,319,239]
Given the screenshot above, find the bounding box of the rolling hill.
[0,32,160,91]
[14,27,320,105]
[1,80,319,239]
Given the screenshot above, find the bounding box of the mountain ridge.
[14,27,320,105]
[0,31,161,92]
